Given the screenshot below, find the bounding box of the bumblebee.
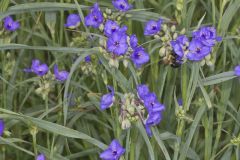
[162,52,183,68]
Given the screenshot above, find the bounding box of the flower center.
[136,52,142,58]
[114,41,120,47]
[94,15,98,21]
[112,150,117,155]
[120,3,125,9]
[7,23,12,28]
[151,25,157,30]
[196,47,201,53]
[151,102,155,106]
[111,27,116,32]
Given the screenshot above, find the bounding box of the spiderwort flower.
[64,14,81,29]
[100,86,115,110]
[112,0,132,12]
[170,35,189,58]
[100,139,125,160]
[146,112,162,127]
[54,64,69,82]
[104,20,120,37]
[187,39,211,61]
[24,59,49,76]
[234,65,240,76]
[192,26,222,47]
[36,154,45,160]
[145,111,162,136]
[144,19,163,36]
[143,93,165,113]
[107,28,128,55]
[3,16,20,31]
[137,84,150,100]
[0,119,4,137]
[130,47,150,68]
[130,34,138,49]
[85,3,104,28]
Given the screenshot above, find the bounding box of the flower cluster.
[137,85,165,136]
[24,59,69,100]
[144,18,222,67]
[187,26,222,61]
[24,59,69,82]
[65,1,149,69]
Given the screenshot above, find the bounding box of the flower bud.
[173,32,178,40]
[154,34,160,39]
[162,24,168,32]
[103,13,108,19]
[171,25,176,32]
[99,24,104,32]
[121,119,131,130]
[105,8,112,15]
[123,59,128,68]
[159,47,166,57]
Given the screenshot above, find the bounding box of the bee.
[162,52,183,68]
[171,53,183,68]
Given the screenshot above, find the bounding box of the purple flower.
[130,34,138,49]
[145,112,162,136]
[170,35,189,58]
[234,65,240,76]
[146,112,162,126]
[36,154,45,160]
[187,39,211,61]
[3,16,20,31]
[54,64,69,82]
[112,0,132,12]
[85,3,104,28]
[144,19,163,36]
[0,119,4,137]
[130,47,150,68]
[85,55,91,63]
[24,59,49,76]
[107,27,128,56]
[100,86,115,110]
[104,20,120,37]
[100,139,125,160]
[193,26,222,47]
[65,14,81,29]
[143,93,165,113]
[137,84,150,100]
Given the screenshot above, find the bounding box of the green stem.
[45,97,50,149]
[32,132,38,159]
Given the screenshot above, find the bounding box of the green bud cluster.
[70,33,88,47]
[81,62,97,75]
[231,136,240,146]
[175,106,186,120]
[119,93,145,130]
[35,72,55,100]
[3,52,15,77]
